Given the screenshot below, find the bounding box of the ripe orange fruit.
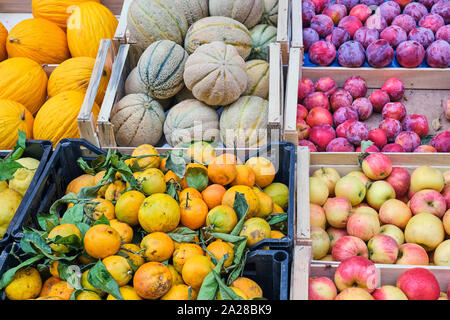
[272,203,284,213]
[167,264,184,286]
[130,144,161,170]
[138,193,180,233]
[75,291,102,300]
[5,267,42,300]
[254,191,274,218]
[231,277,263,299]
[239,217,271,247]
[133,262,172,300]
[66,174,95,194]
[180,163,208,189]
[207,153,238,186]
[134,168,166,196]
[222,185,260,219]
[106,285,142,300]
[140,232,174,262]
[86,198,115,220]
[115,190,146,226]
[109,219,134,243]
[202,184,227,210]
[83,224,121,259]
[245,157,276,188]
[179,187,202,202]
[180,197,209,230]
[104,180,126,201]
[39,276,60,298]
[102,255,133,286]
[206,240,234,268]
[41,279,74,300]
[205,205,238,234]
[270,230,286,239]
[172,243,204,273]
[119,243,145,268]
[165,170,182,183]
[47,223,81,253]
[49,261,59,279]
[231,165,256,187]
[159,157,167,171]
[161,284,198,300]
[181,255,214,290]
[94,170,109,197]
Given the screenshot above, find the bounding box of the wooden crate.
[97,37,285,152]
[296,150,450,243]
[283,50,450,146]
[290,245,450,300]
[0,0,126,147]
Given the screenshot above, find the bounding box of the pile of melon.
[111,0,279,149]
[0,0,117,149]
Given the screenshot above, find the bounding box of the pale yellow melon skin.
[220,96,269,148]
[127,0,188,50]
[184,16,252,60]
[261,0,278,26]
[175,0,209,26]
[183,41,247,106]
[164,99,220,147]
[249,24,277,61]
[244,60,270,99]
[209,0,264,29]
[111,93,166,147]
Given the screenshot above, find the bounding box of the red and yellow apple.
[327,227,348,252]
[323,197,352,228]
[396,243,429,265]
[308,276,338,300]
[312,167,341,196]
[310,203,327,229]
[335,175,367,206]
[379,224,405,246]
[386,167,411,198]
[404,212,445,252]
[310,177,329,206]
[367,234,399,264]
[346,171,371,187]
[410,166,445,193]
[311,226,331,260]
[366,180,396,210]
[334,256,379,293]
[335,287,375,300]
[361,152,393,180]
[396,268,440,300]
[443,209,450,236]
[372,285,408,300]
[347,211,381,241]
[409,189,447,218]
[331,235,369,261]
[434,239,450,266]
[379,199,412,229]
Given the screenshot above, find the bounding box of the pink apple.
[387,167,411,198]
[308,276,338,300]
[346,211,381,242]
[335,287,375,300]
[368,234,399,264]
[334,256,379,293]
[323,197,352,229]
[309,124,336,151]
[396,268,440,300]
[332,235,369,261]
[310,203,327,229]
[396,243,430,265]
[327,227,349,251]
[361,152,393,180]
[306,107,333,127]
[379,199,412,229]
[372,286,408,300]
[409,189,447,218]
[368,128,388,149]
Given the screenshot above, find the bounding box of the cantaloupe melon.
[249,24,277,61]
[244,60,270,99]
[127,0,188,50]
[183,41,247,106]
[125,67,147,95]
[184,16,252,60]
[261,0,279,26]
[175,86,195,104]
[137,40,188,100]
[220,96,269,148]
[209,0,263,29]
[111,94,166,147]
[175,0,209,26]
[164,99,220,147]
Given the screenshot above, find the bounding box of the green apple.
[335,176,366,206]
[312,167,341,196]
[366,181,396,210]
[311,226,330,260]
[410,166,444,193]
[309,177,329,206]
[378,224,405,246]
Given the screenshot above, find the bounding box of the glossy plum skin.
[403,2,429,23]
[366,39,395,68]
[349,4,372,23]
[299,139,318,152]
[336,119,358,138]
[303,28,320,53]
[382,143,406,152]
[337,41,366,67]
[311,0,331,14]
[298,78,315,102]
[408,27,436,49]
[402,114,429,138]
[352,97,373,120]
[304,92,331,110]
[345,121,370,146]
[368,128,388,149]
[338,16,363,37]
[330,89,353,111]
[333,106,359,126]
[391,14,417,34]
[343,76,367,99]
[431,0,450,24]
[430,131,450,152]
[426,40,450,68]
[380,26,407,48]
[377,1,402,25]
[309,41,337,66]
[303,0,316,27]
[336,0,360,11]
[330,27,351,49]
[307,107,334,127]
[311,14,335,38]
[379,118,402,142]
[365,14,388,32]
[419,0,437,10]
[419,13,445,34]
[395,131,421,152]
[369,90,391,113]
[381,78,405,102]
[323,3,348,25]
[436,25,450,42]
[326,137,356,152]
[309,124,337,151]
[382,102,407,121]
[354,27,380,49]
[396,41,425,68]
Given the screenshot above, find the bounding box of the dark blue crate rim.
[11,139,296,253]
[0,242,290,300]
[0,140,53,249]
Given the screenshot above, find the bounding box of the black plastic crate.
[0,242,289,300]
[0,140,52,249]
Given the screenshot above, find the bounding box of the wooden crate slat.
[296,146,311,242]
